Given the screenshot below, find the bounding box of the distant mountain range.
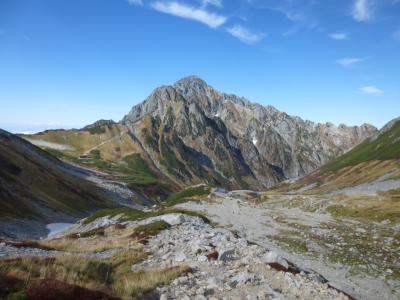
[23,76,378,190]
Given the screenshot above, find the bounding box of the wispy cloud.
[227,25,265,44]
[329,32,348,40]
[151,1,227,28]
[127,0,143,5]
[352,0,373,22]
[248,0,318,36]
[201,0,222,8]
[359,86,383,95]
[336,57,365,67]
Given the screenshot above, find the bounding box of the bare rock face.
[122,76,377,189]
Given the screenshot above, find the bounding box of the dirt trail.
[179,195,399,300]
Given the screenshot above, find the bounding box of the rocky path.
[131,214,348,300]
[178,194,399,300]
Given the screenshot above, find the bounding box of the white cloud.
[227,25,265,44]
[127,0,143,5]
[336,57,365,67]
[201,0,222,8]
[329,32,348,40]
[151,1,227,28]
[359,86,383,95]
[352,0,373,22]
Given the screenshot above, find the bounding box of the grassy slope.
[324,119,400,172]
[22,124,178,199]
[0,129,114,221]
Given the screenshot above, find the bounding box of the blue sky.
[0,0,399,133]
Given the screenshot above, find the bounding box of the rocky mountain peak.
[121,76,378,186]
[174,75,210,92]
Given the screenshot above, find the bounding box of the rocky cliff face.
[122,76,377,189]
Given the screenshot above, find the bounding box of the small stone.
[159,294,168,300]
[198,255,208,262]
[194,295,207,300]
[175,252,187,262]
[218,248,235,261]
[196,287,205,295]
[207,276,223,289]
[263,251,289,270]
[231,271,255,285]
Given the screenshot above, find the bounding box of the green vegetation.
[166,185,211,206]
[327,202,400,223]
[89,149,101,159]
[120,154,157,186]
[130,220,170,240]
[79,227,105,238]
[272,233,309,254]
[324,120,400,172]
[83,206,211,225]
[86,125,106,135]
[80,153,158,187]
[83,207,149,224]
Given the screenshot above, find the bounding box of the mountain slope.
[0,129,117,238]
[24,76,377,190]
[323,117,400,172]
[276,117,400,194]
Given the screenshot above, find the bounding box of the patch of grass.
[327,195,400,223]
[89,149,101,160]
[4,290,27,300]
[81,153,158,187]
[130,220,170,241]
[0,251,189,300]
[79,227,105,238]
[83,207,149,224]
[272,235,309,254]
[113,265,191,299]
[86,126,106,135]
[166,185,211,206]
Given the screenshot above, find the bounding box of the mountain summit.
[120,76,377,188]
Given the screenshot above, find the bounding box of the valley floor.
[1,207,352,299]
[179,191,400,300]
[1,186,399,299]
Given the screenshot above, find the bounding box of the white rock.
[263,251,289,269]
[159,294,168,300]
[207,276,223,288]
[198,255,208,262]
[231,271,255,285]
[175,252,187,262]
[160,214,185,226]
[218,248,235,261]
[194,295,207,300]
